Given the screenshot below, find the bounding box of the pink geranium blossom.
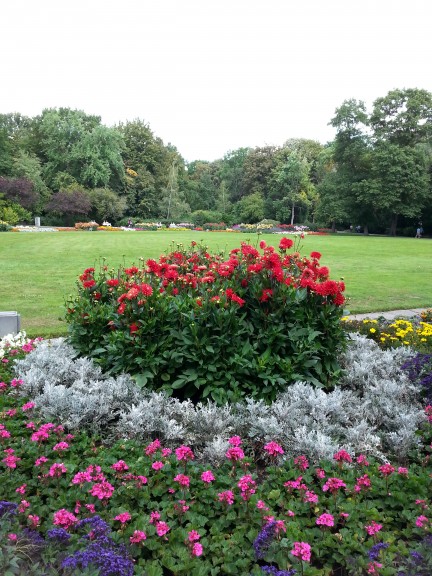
[322,477,346,494]
[114,512,131,525]
[316,513,334,527]
[53,442,69,452]
[226,446,245,461]
[152,461,164,471]
[365,521,383,536]
[156,521,170,537]
[218,490,235,505]
[89,481,115,500]
[175,445,194,462]
[191,542,203,556]
[415,515,429,528]
[111,460,129,472]
[201,470,215,483]
[174,474,190,488]
[130,530,147,543]
[264,441,284,456]
[53,509,78,530]
[294,455,309,471]
[228,435,242,446]
[291,541,311,562]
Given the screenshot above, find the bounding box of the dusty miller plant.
[13,336,426,461]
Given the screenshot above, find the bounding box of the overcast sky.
[2,0,431,162]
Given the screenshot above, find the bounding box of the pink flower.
[333,450,352,463]
[130,530,147,543]
[15,484,27,494]
[8,533,17,542]
[156,521,170,537]
[218,490,235,505]
[22,402,35,412]
[35,456,49,466]
[316,513,334,527]
[397,467,408,476]
[228,435,242,446]
[111,460,129,472]
[415,515,429,528]
[356,454,370,466]
[322,477,346,494]
[256,500,269,510]
[191,542,203,556]
[237,475,256,501]
[201,470,215,483]
[152,461,164,471]
[365,521,383,536]
[174,474,190,488]
[150,511,161,524]
[10,378,23,388]
[188,530,201,542]
[274,520,286,534]
[378,464,395,477]
[18,500,30,513]
[161,448,172,457]
[355,474,372,493]
[48,463,67,477]
[2,450,20,469]
[175,445,194,462]
[72,471,92,485]
[0,428,11,440]
[28,515,40,529]
[291,541,311,562]
[145,439,161,456]
[114,512,131,524]
[53,509,78,530]
[304,490,318,504]
[85,504,96,514]
[89,481,115,500]
[5,409,17,417]
[264,441,284,456]
[284,476,307,492]
[367,561,383,574]
[294,455,309,471]
[135,475,148,486]
[226,446,245,461]
[315,468,326,479]
[53,442,69,452]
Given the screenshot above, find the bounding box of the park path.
[347,308,427,321]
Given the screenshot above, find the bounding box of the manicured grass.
[1,231,431,337]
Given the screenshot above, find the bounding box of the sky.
[2,0,431,162]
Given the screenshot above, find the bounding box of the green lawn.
[1,231,431,337]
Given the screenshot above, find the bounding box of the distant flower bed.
[97,226,122,231]
[74,222,99,231]
[11,226,59,232]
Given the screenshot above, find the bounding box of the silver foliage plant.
[14,335,426,462]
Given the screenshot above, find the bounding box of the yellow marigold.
[369,328,376,333]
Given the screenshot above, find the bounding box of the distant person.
[415,225,423,238]
[128,219,132,228]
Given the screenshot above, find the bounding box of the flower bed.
[65,239,346,404]
[0,334,431,575]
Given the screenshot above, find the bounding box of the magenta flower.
[130,530,147,543]
[150,511,161,524]
[28,515,40,529]
[378,463,395,477]
[188,530,201,542]
[18,500,30,513]
[304,490,318,504]
[48,463,67,477]
[201,470,215,483]
[365,521,383,536]
[35,456,49,466]
[322,477,346,494]
[367,561,383,574]
[294,455,309,471]
[7,533,17,542]
[264,441,284,456]
[237,475,256,501]
[15,484,27,495]
[111,460,129,472]
[72,471,92,485]
[228,435,242,446]
[191,542,203,556]
[22,402,35,412]
[356,454,370,466]
[226,446,245,461]
[152,461,164,471]
[53,509,78,530]
[397,467,408,476]
[333,449,352,463]
[145,439,161,456]
[114,512,131,525]
[156,521,170,537]
[53,442,69,452]
[89,481,115,500]
[174,473,190,488]
[175,445,194,462]
[291,541,311,562]
[315,468,326,479]
[218,490,235,505]
[316,513,334,527]
[415,515,429,528]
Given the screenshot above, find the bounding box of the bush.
[0,219,11,231]
[65,239,346,404]
[74,221,99,231]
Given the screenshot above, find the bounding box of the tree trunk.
[363,224,369,235]
[291,203,295,225]
[331,220,336,233]
[389,214,398,236]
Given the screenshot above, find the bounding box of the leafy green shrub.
[65,239,346,404]
[0,219,11,231]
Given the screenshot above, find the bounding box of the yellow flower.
[369,328,376,334]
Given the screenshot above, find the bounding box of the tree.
[354,142,430,235]
[88,188,127,224]
[0,177,39,210]
[46,187,92,224]
[157,159,190,220]
[12,151,51,212]
[268,151,314,224]
[32,108,125,191]
[370,88,432,147]
[233,191,265,223]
